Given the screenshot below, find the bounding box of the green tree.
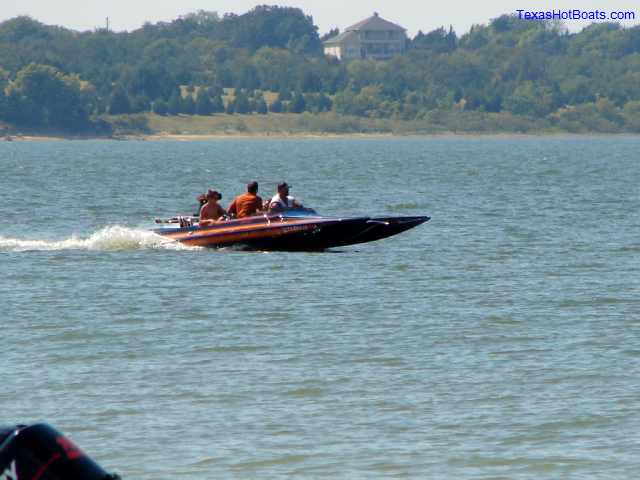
[269,97,283,113]
[318,92,332,112]
[210,93,224,113]
[288,91,306,113]
[558,75,596,105]
[234,63,260,89]
[622,100,640,131]
[152,98,168,115]
[223,5,321,54]
[225,97,235,114]
[167,90,182,115]
[595,97,624,125]
[0,68,8,119]
[252,47,297,91]
[320,28,339,42]
[208,84,224,97]
[503,81,556,116]
[130,94,150,113]
[255,96,268,114]
[234,89,251,113]
[6,63,93,129]
[195,88,213,115]
[334,85,384,117]
[459,24,489,49]
[3,90,27,124]
[182,94,196,115]
[109,85,132,114]
[411,26,457,53]
[277,87,292,101]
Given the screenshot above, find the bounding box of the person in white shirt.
[268,182,304,212]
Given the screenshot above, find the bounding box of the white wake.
[0,226,195,252]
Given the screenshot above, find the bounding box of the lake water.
[1,136,639,479]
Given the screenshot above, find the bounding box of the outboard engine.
[0,424,119,480]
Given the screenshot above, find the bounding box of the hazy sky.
[2,0,639,36]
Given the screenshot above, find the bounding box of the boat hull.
[154,214,429,251]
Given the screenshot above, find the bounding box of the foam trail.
[0,226,196,252]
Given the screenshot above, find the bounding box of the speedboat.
[0,423,120,479]
[153,209,429,250]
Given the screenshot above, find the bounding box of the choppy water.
[1,137,639,479]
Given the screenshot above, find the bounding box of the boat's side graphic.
[153,213,429,250]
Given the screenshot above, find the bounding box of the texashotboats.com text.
[516,9,636,21]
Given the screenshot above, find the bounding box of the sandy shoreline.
[3,132,397,141]
[138,132,402,140]
[3,131,639,141]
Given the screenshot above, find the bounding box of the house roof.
[323,30,358,45]
[345,13,406,32]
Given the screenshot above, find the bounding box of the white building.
[323,12,407,61]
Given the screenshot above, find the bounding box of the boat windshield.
[279,208,319,217]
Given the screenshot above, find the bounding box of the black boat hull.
[154,214,430,251]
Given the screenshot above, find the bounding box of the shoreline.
[5,131,640,141]
[4,111,640,140]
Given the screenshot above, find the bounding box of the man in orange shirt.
[227,181,263,218]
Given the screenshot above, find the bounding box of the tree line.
[1,7,640,132]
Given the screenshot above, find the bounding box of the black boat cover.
[0,423,119,480]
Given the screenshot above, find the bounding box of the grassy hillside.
[102,111,564,137]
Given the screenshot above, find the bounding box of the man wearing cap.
[199,189,227,226]
[227,181,263,218]
[268,182,303,212]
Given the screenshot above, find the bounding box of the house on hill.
[323,12,407,61]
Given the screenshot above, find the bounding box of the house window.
[365,31,387,41]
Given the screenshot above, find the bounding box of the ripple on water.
[231,454,312,470]
[191,345,269,354]
[558,297,638,308]
[286,387,324,398]
[483,314,522,325]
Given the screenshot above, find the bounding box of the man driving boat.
[268,182,304,212]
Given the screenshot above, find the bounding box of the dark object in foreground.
[0,423,119,480]
[154,210,430,250]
